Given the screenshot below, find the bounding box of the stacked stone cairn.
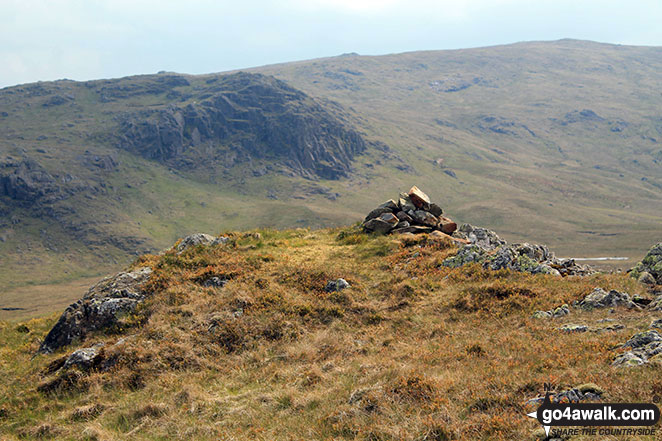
[362,186,457,236]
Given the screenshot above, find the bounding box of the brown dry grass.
[0,227,658,440]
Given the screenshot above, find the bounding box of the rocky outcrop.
[630,243,662,285]
[613,330,662,367]
[443,224,594,277]
[362,186,459,236]
[0,159,61,205]
[38,267,153,353]
[117,72,367,179]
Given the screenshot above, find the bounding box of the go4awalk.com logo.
[527,392,660,438]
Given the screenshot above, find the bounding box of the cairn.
[362,186,457,236]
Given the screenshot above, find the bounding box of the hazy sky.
[2,0,661,88]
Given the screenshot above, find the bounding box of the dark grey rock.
[363,207,394,222]
[395,211,413,223]
[38,267,153,353]
[411,210,438,227]
[203,277,227,288]
[428,203,443,217]
[363,217,395,234]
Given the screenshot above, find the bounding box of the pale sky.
[1,0,661,88]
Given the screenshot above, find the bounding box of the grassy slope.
[0,228,658,440]
[1,39,661,310]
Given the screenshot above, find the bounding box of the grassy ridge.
[0,228,657,440]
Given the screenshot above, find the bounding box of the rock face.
[362,186,457,236]
[0,159,62,205]
[117,72,367,180]
[443,224,594,277]
[38,267,153,353]
[630,243,662,285]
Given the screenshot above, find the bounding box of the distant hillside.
[0,72,382,291]
[1,39,661,300]
[248,39,662,256]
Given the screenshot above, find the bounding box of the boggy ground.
[0,226,659,440]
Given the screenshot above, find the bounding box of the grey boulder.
[38,267,153,353]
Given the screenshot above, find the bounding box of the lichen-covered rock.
[559,324,588,333]
[622,330,662,349]
[630,243,662,285]
[452,224,506,251]
[533,304,570,319]
[38,267,152,353]
[442,226,592,277]
[613,330,662,367]
[325,278,350,292]
[578,288,637,310]
[176,233,229,253]
[62,345,104,371]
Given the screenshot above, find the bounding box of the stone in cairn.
[362,186,458,236]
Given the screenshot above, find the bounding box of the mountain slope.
[1,39,661,308]
[0,72,378,292]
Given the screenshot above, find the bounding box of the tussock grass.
[0,227,657,440]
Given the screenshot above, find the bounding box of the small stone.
[363,218,395,234]
[364,206,394,222]
[408,186,431,209]
[63,345,104,371]
[438,216,457,234]
[377,199,399,211]
[325,279,350,292]
[576,383,605,397]
[203,277,227,288]
[395,211,413,223]
[428,203,443,217]
[411,210,438,227]
[612,352,647,367]
[532,311,552,319]
[398,193,417,212]
[378,212,399,226]
[559,324,588,333]
[651,319,662,329]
